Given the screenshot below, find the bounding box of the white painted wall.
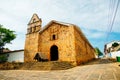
[107,51,120,58]
[111,51,120,58]
[106,41,120,49]
[7,51,24,62]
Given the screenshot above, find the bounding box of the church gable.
[39,20,71,34]
[39,21,73,43]
[28,13,42,25]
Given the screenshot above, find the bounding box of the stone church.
[24,14,95,65]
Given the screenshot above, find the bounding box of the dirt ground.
[0,58,117,70]
[0,58,120,80]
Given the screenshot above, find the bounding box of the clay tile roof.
[3,49,24,54]
[52,20,74,26]
[3,49,11,53]
[39,20,74,34]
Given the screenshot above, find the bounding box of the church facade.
[24,14,95,65]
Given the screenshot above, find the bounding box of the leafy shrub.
[112,42,119,47]
[0,55,7,63]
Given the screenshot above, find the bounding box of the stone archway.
[50,45,58,61]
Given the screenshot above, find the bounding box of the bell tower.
[27,13,42,34]
[24,13,42,62]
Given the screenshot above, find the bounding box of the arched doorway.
[50,45,58,61]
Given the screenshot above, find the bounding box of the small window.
[33,19,36,23]
[27,28,32,33]
[30,28,32,33]
[34,26,36,31]
[27,28,30,33]
[52,35,56,40]
[51,34,58,40]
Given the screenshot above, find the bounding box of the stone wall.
[24,21,95,65]
[74,26,95,65]
[24,14,41,62]
[24,14,95,66]
[38,23,76,64]
[24,32,39,62]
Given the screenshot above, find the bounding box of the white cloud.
[0,0,119,32]
[82,28,106,39]
[0,0,120,50]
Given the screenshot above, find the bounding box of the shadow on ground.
[83,58,117,66]
[0,58,118,70]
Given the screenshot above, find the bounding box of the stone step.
[19,61,75,70]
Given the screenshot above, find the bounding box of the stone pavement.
[0,59,120,80]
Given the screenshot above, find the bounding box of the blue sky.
[0,0,120,52]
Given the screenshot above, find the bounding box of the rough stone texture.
[24,14,95,65]
[39,23,76,64]
[74,27,95,65]
[24,14,41,62]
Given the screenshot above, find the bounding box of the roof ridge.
[51,20,75,26]
[39,20,74,34]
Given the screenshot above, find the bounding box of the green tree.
[95,47,103,57]
[0,55,7,62]
[112,42,119,47]
[0,25,16,53]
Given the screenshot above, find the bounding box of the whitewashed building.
[104,41,120,58]
[104,41,120,54]
[0,49,24,62]
[106,51,120,58]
